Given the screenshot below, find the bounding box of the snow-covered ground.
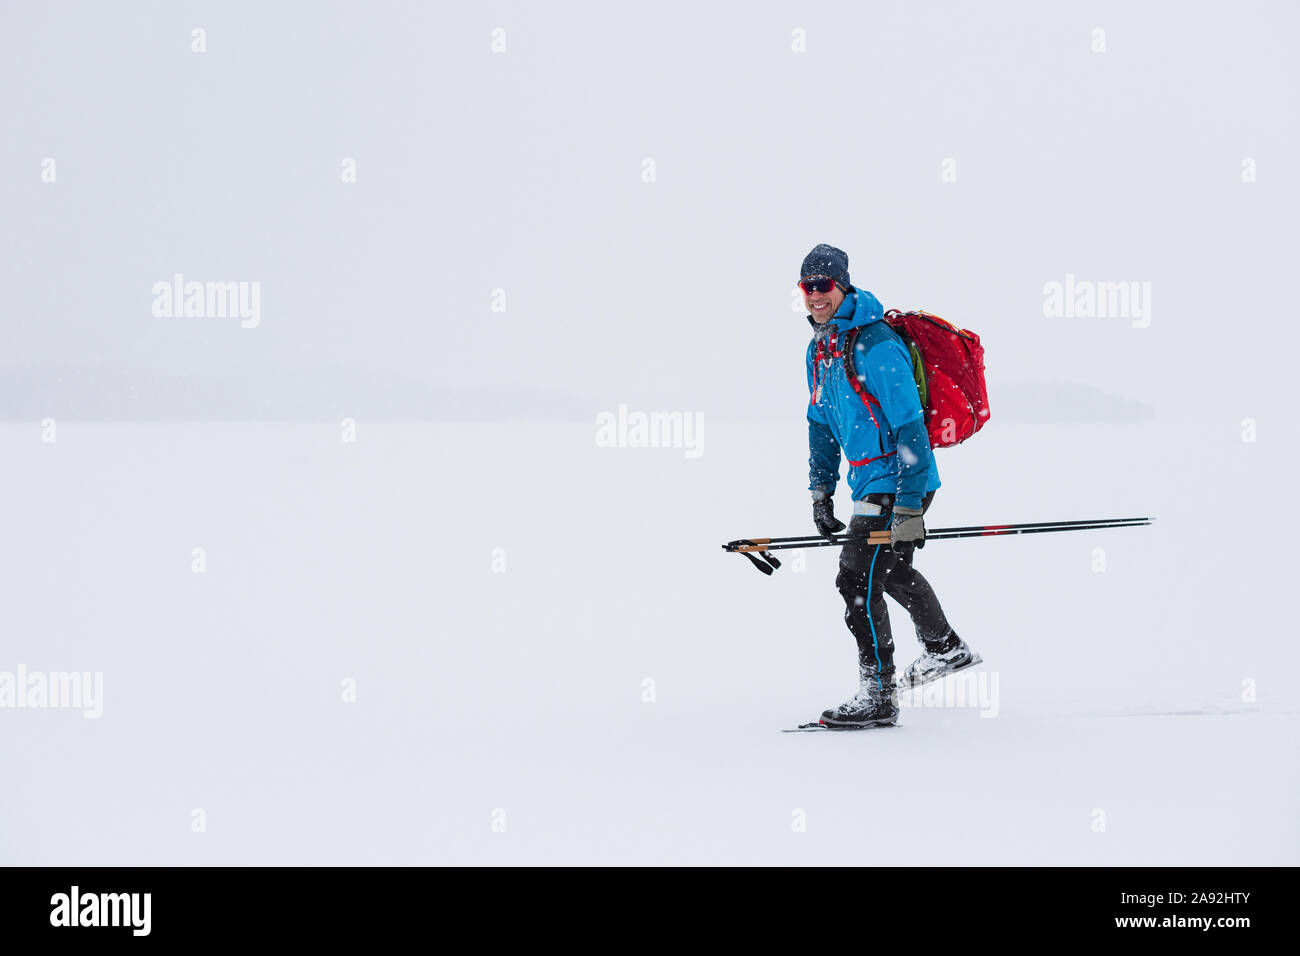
[2,419,1294,865]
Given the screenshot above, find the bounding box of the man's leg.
[877,492,960,652]
[826,522,901,724]
[836,513,900,683]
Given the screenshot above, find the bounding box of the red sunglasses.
[799,276,837,295]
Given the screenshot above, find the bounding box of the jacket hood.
[806,287,885,333]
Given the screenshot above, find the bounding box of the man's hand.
[890,505,925,552]
[812,495,846,538]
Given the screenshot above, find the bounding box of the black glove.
[890,505,925,552]
[812,496,846,538]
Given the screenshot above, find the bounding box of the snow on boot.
[900,635,982,690]
[820,665,899,728]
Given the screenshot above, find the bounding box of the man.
[801,243,979,728]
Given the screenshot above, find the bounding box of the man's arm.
[860,337,935,510]
[806,344,841,497]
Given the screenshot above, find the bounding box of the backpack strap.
[889,320,928,408]
[839,326,882,429]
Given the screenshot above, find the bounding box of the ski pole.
[723,516,1152,552]
[916,520,1154,541]
[731,520,1152,551]
[723,517,1153,572]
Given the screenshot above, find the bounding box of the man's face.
[802,278,845,324]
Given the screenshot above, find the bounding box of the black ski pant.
[835,491,956,678]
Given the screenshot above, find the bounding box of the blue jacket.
[806,288,940,510]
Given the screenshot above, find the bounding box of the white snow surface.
[4,0,1298,867]
[1,421,1295,865]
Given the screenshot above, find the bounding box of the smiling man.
[801,243,979,727]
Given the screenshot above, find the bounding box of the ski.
[782,720,897,733]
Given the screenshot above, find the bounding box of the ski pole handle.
[731,533,892,552]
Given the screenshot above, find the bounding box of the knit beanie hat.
[799,244,851,291]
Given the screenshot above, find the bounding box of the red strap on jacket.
[848,449,896,467]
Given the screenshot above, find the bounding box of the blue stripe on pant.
[864,543,884,690]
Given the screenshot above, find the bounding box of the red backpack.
[842,310,990,449]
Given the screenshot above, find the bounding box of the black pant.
[835,492,954,676]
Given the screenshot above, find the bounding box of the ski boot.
[821,663,899,728]
[900,633,982,690]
